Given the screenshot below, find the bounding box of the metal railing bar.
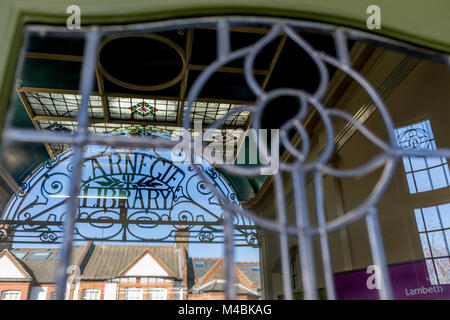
[273,173,293,300]
[292,171,318,300]
[313,172,336,300]
[365,207,393,300]
[55,27,101,300]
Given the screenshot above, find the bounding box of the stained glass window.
[129,101,158,117]
[23,91,104,119]
[107,97,178,122]
[105,126,172,138]
[20,89,249,162]
[395,120,450,193]
[188,101,250,126]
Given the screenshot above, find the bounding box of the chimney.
[174,228,190,256]
[0,225,13,251]
[175,228,190,299]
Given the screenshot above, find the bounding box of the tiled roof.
[200,281,259,296]
[0,249,33,281]
[10,247,84,283]
[81,245,181,280]
[4,245,259,293]
[191,258,221,280]
[190,258,261,293]
[236,262,261,286]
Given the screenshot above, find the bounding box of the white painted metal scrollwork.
[1,16,449,301]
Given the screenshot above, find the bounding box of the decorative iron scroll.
[397,127,432,150]
[2,16,449,300]
[0,145,257,246]
[176,18,450,300]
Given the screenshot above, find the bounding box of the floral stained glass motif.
[105,126,172,138]
[129,101,158,117]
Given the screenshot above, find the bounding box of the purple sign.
[334,261,450,300]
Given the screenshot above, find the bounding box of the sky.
[8,120,450,265]
[8,146,260,262]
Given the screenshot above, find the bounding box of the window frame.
[395,119,450,194]
[12,251,27,259]
[414,203,450,284]
[148,287,168,300]
[1,290,21,300]
[395,119,450,285]
[27,252,51,260]
[1,0,449,135]
[0,1,449,302]
[81,289,101,300]
[124,287,143,300]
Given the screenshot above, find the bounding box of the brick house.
[189,258,261,300]
[0,246,87,300]
[0,241,260,300]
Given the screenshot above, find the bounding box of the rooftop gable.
[0,249,32,281]
[120,249,172,277]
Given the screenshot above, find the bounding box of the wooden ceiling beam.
[95,68,110,122]
[261,35,287,91]
[32,115,176,127]
[234,34,287,161]
[25,51,269,76]
[189,64,268,76]
[32,114,244,130]
[18,86,100,96]
[18,86,253,105]
[177,28,194,126]
[17,90,55,160]
[25,52,83,62]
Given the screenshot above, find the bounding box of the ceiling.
[6,24,339,200]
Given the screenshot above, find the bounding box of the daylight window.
[82,289,101,300]
[1,291,21,300]
[124,288,143,300]
[194,262,206,268]
[12,252,27,259]
[395,120,450,193]
[149,288,168,300]
[414,203,450,284]
[28,252,51,260]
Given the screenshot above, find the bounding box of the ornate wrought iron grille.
[1,16,449,300]
[0,146,256,246]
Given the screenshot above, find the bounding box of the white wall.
[0,255,26,279]
[104,282,118,300]
[124,253,169,277]
[30,287,48,300]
